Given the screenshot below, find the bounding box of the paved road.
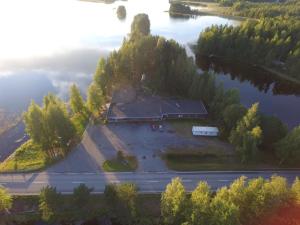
[0,171,299,195]
[0,122,28,162]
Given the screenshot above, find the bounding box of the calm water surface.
[0,0,238,111]
[197,56,300,128]
[0,0,299,128]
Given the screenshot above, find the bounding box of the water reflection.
[0,0,238,113]
[196,55,300,96]
[196,54,300,128]
[0,73,55,112]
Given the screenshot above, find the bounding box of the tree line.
[1,176,300,225]
[22,83,101,162]
[197,18,300,80]
[226,0,300,19]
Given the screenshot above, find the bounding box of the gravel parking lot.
[47,122,232,173]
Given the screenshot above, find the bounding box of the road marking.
[32,181,47,184]
[72,181,85,184]
[110,181,121,183]
[182,180,192,182]
[146,180,159,183]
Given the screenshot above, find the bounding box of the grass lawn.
[170,119,217,139]
[102,155,138,172]
[162,147,292,171]
[0,140,48,173]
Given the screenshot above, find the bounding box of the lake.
[0,0,299,128]
[196,55,300,128]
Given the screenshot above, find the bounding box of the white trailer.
[192,126,219,137]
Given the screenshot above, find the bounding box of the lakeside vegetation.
[225,0,300,18]
[1,176,300,225]
[197,18,300,80]
[0,85,91,173]
[169,2,201,16]
[195,0,300,82]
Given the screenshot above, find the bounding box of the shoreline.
[197,54,300,86]
[170,0,256,21]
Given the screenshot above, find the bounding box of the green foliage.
[243,177,267,220]
[23,101,44,146]
[0,140,47,172]
[93,58,109,94]
[169,3,193,15]
[209,86,240,121]
[197,17,300,79]
[292,177,300,204]
[130,14,150,39]
[209,187,240,225]
[116,5,126,19]
[24,94,76,158]
[69,84,90,135]
[162,175,294,225]
[73,184,93,209]
[45,98,76,150]
[222,103,247,137]
[260,115,287,150]
[275,125,300,165]
[39,186,61,222]
[69,84,88,116]
[102,155,138,172]
[161,177,187,225]
[104,183,138,225]
[189,181,211,225]
[264,175,291,209]
[87,83,104,115]
[228,0,300,19]
[229,103,262,162]
[0,186,12,212]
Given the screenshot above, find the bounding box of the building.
[192,126,219,136]
[106,95,208,122]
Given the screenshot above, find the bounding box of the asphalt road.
[0,170,299,195]
[0,122,28,162]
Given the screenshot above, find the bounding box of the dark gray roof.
[107,95,207,120]
[108,95,162,119]
[161,99,207,115]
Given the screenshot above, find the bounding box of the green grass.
[102,156,138,172]
[162,149,295,171]
[170,119,217,138]
[0,140,48,173]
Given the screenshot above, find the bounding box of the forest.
[226,0,300,18]
[196,0,300,80]
[197,18,300,80]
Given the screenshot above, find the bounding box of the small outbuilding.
[192,126,219,137]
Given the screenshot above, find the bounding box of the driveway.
[47,122,231,173]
